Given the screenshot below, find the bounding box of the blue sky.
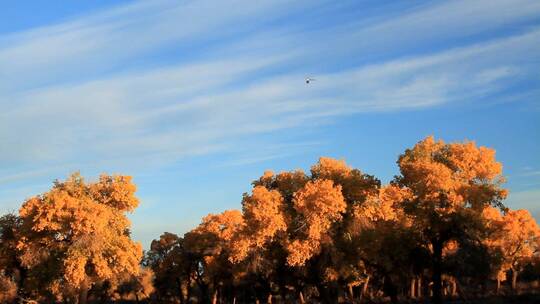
[1,0,539,248]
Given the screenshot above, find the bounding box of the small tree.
[483,207,540,293]
[146,232,190,302]
[184,210,244,303]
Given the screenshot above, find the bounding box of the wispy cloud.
[521,170,540,177]
[4,26,536,169]
[2,0,539,173]
[506,189,540,219]
[0,167,62,185]
[1,0,539,242]
[0,0,305,92]
[217,141,323,168]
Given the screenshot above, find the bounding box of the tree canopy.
[11,173,143,303]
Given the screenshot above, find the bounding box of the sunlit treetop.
[17,172,142,296]
[194,210,244,243]
[230,186,287,262]
[254,169,309,199]
[286,179,346,266]
[90,174,139,212]
[397,136,507,213]
[311,157,352,180]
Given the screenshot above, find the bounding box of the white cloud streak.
[5,27,536,166]
[1,0,539,237]
[505,189,540,220]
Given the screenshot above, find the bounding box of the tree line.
[1,136,540,303]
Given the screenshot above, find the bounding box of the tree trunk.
[299,291,305,304]
[280,288,287,303]
[267,294,272,304]
[212,289,218,304]
[432,240,443,304]
[410,277,416,298]
[177,278,185,304]
[383,275,398,304]
[417,276,422,298]
[186,277,192,303]
[78,280,89,304]
[450,278,457,297]
[348,284,354,301]
[319,282,338,304]
[199,283,210,304]
[511,268,518,294]
[496,277,500,295]
[362,275,370,299]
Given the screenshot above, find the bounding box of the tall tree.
[348,184,426,303]
[17,173,143,303]
[395,136,507,303]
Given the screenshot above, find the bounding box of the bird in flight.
[305,77,315,84]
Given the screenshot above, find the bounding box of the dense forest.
[1,136,540,304]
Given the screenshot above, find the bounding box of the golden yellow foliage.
[275,170,309,198]
[230,186,286,262]
[90,175,139,212]
[185,209,244,268]
[242,186,286,246]
[354,185,410,223]
[311,157,352,180]
[195,210,244,243]
[398,136,507,213]
[16,172,143,299]
[396,136,508,302]
[183,209,245,295]
[483,207,540,273]
[286,179,346,266]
